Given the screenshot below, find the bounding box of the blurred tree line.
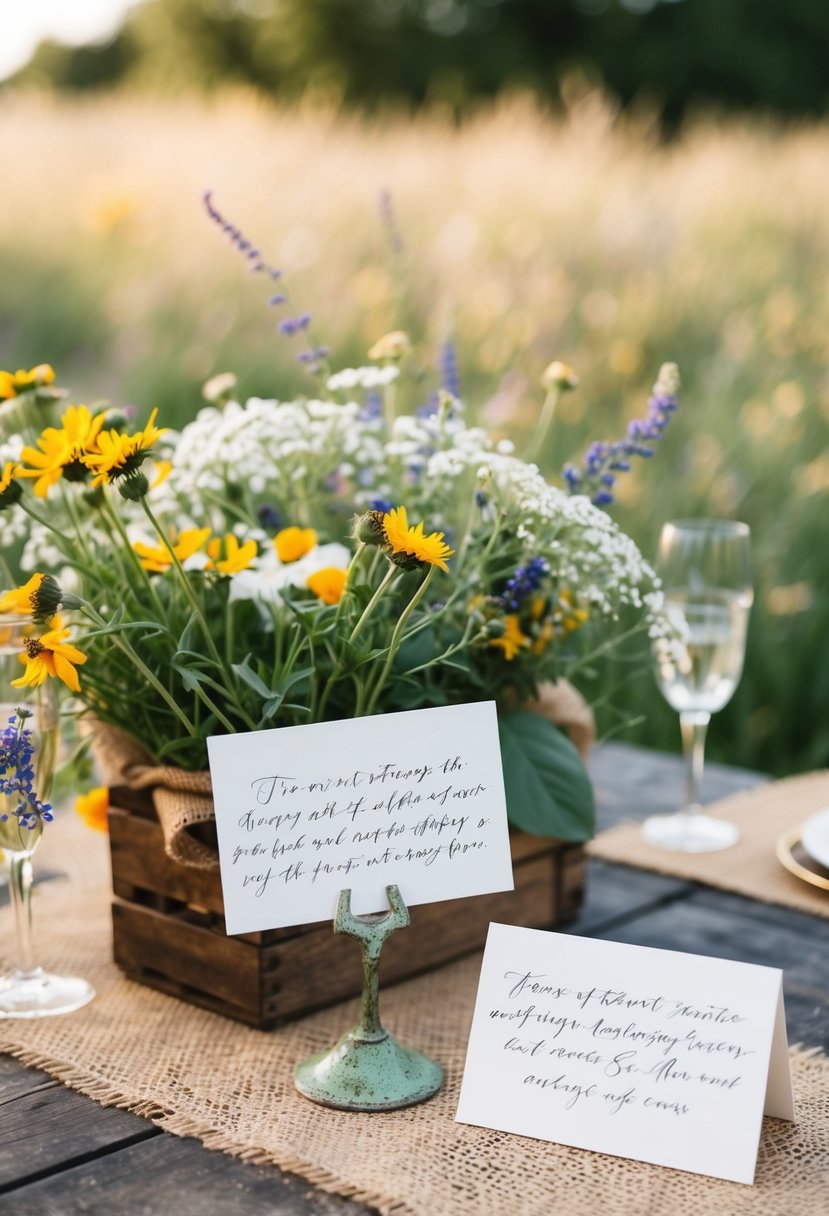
[8,0,829,122]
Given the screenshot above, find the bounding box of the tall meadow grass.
[1,89,827,776]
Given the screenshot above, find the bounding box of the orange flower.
[307,567,348,605]
[275,526,317,563]
[76,787,110,833]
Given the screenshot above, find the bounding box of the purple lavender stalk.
[202,190,327,373]
[563,363,680,507]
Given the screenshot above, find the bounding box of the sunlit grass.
[1,89,827,776]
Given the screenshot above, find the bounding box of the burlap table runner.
[1,811,828,1215]
[589,770,829,919]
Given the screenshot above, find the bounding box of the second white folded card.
[456,923,794,1185]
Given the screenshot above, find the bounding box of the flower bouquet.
[0,345,676,848]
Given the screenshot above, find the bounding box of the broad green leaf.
[498,711,594,842]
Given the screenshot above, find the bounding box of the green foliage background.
[10,0,829,124]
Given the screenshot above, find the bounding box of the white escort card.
[207,701,513,934]
[456,924,794,1184]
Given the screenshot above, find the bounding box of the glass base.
[0,967,95,1018]
[642,811,739,854]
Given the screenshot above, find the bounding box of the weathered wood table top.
[2,743,826,1216]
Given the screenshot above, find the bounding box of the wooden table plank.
[6,1132,373,1216]
[590,886,829,1051]
[0,1079,160,1191]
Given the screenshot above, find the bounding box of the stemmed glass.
[0,614,95,1017]
[643,520,753,853]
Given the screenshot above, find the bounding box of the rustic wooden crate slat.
[108,789,586,1030]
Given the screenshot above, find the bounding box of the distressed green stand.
[294,885,444,1111]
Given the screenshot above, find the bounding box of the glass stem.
[8,851,38,977]
[679,710,710,815]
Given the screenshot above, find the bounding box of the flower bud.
[368,331,410,362]
[541,360,579,392]
[118,472,150,501]
[203,372,238,404]
[354,510,387,547]
[653,362,680,396]
[31,574,64,623]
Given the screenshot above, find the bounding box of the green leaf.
[171,661,203,693]
[498,711,594,842]
[232,657,272,699]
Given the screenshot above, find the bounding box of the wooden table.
[2,743,826,1215]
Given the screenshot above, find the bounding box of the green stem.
[59,483,94,566]
[384,379,397,436]
[314,563,400,723]
[524,386,560,465]
[79,603,197,736]
[364,565,435,716]
[140,498,255,728]
[349,565,399,645]
[103,494,166,621]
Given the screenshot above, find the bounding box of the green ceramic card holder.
[294,885,444,1111]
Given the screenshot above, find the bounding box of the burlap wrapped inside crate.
[91,680,595,871]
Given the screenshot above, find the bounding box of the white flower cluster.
[326,366,400,392]
[4,380,664,636]
[148,389,663,630]
[152,396,373,523]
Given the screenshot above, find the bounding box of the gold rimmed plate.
[776,829,829,893]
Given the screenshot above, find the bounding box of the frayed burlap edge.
[1,1035,825,1216]
[87,680,596,874]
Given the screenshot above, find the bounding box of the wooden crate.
[108,785,586,1030]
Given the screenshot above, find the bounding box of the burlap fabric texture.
[590,770,829,919]
[1,810,827,1216]
[90,679,596,871]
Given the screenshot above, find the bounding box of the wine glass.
[643,520,753,852]
[0,614,95,1017]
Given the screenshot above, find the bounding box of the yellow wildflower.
[0,364,55,399]
[150,460,173,489]
[541,361,579,392]
[489,615,531,661]
[275,526,317,563]
[12,615,87,693]
[83,407,166,487]
[0,572,63,622]
[0,460,22,508]
[133,527,212,573]
[368,331,410,361]
[557,589,589,635]
[307,567,348,605]
[206,534,258,576]
[76,787,110,833]
[380,506,412,554]
[381,506,455,573]
[18,404,106,498]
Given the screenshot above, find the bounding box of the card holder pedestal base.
[294,885,443,1112]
